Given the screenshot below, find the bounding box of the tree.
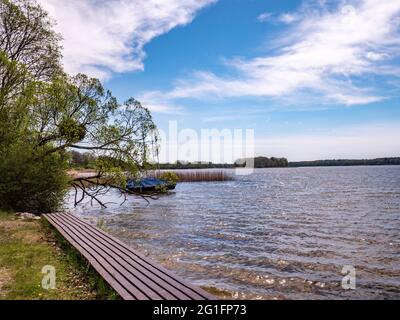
[0,0,159,213]
[234,156,289,168]
[68,150,97,168]
[0,0,62,78]
[0,0,62,104]
[34,73,159,208]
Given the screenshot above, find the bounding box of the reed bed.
[68,169,235,185]
[152,170,234,182]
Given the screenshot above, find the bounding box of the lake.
[66,166,400,299]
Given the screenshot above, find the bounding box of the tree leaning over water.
[0,0,159,213]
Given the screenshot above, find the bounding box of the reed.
[152,170,234,182]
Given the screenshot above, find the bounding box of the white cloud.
[143,102,184,114]
[326,93,383,105]
[365,51,390,61]
[145,0,400,107]
[136,91,184,114]
[257,12,272,23]
[38,0,216,80]
[278,13,300,24]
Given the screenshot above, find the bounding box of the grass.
[0,211,118,300]
[41,218,119,300]
[153,170,234,182]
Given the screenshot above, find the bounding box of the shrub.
[159,171,179,184]
[0,143,69,214]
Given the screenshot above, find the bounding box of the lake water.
[67,166,400,300]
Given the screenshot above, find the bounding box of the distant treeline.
[68,151,400,170]
[289,157,400,167]
[160,157,289,169]
[68,150,97,169]
[68,151,128,169]
[159,161,233,170]
[235,157,289,168]
[68,154,289,169]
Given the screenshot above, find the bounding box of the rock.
[16,212,41,220]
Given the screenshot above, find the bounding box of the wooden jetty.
[43,212,214,300]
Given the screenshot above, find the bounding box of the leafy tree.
[159,172,179,185]
[0,0,62,104]
[0,0,159,213]
[68,151,97,169]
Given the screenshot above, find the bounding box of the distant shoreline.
[288,157,400,167]
[156,157,400,169]
[68,157,400,173]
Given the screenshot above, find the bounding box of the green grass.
[0,211,118,300]
[41,218,120,300]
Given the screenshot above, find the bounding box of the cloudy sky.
[39,0,400,161]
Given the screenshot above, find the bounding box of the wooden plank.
[53,213,178,300]
[43,214,136,300]
[43,212,215,300]
[59,212,213,300]
[58,212,208,300]
[49,214,163,300]
[57,213,193,299]
[45,214,146,299]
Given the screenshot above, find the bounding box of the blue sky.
[40,0,400,161]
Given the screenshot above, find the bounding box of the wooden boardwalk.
[43,212,214,300]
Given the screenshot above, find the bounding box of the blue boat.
[126,178,176,193]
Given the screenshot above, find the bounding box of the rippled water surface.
[67,166,400,299]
